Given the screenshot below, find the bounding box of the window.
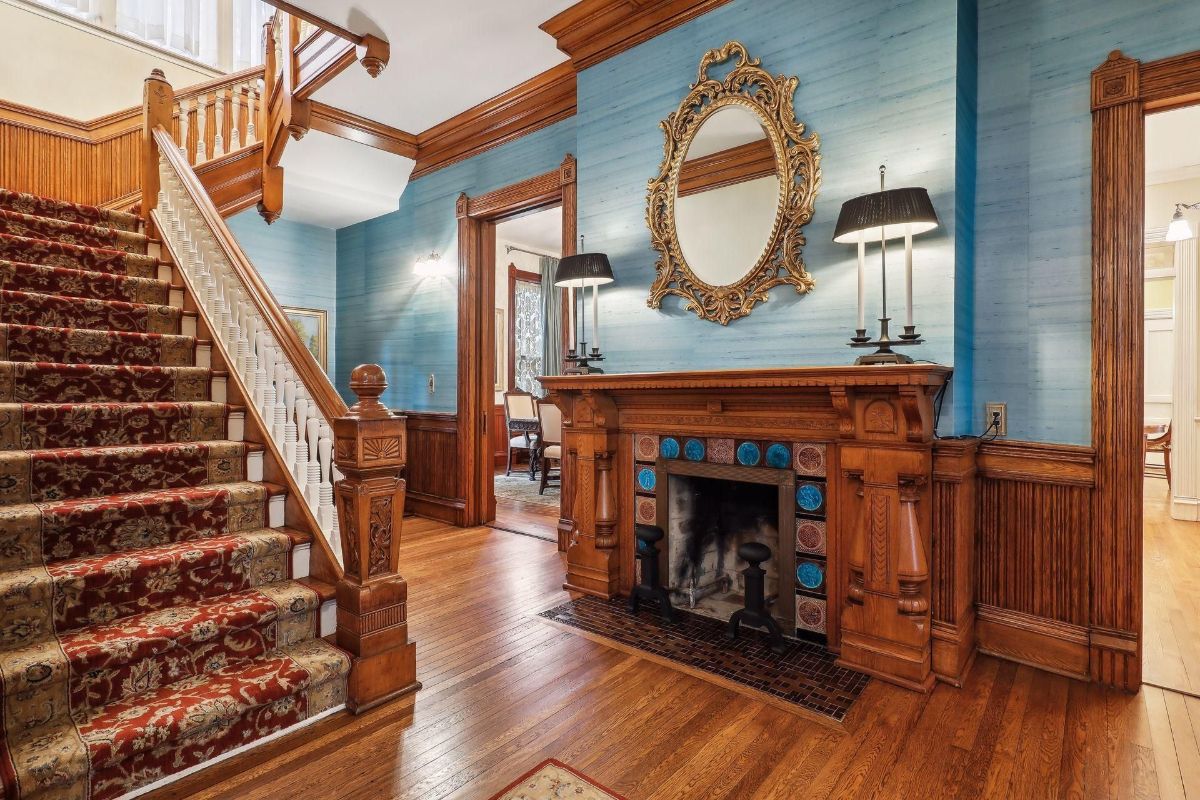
[509,265,544,394]
[25,0,272,71]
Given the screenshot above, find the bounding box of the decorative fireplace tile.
[793,442,827,477]
[539,596,868,722]
[634,434,659,462]
[635,495,656,525]
[765,442,791,469]
[683,437,705,461]
[796,558,826,593]
[660,436,681,459]
[635,465,657,493]
[796,481,826,514]
[795,596,827,634]
[706,438,735,464]
[796,518,827,556]
[736,440,761,466]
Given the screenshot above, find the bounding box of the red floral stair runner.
[0,189,349,800]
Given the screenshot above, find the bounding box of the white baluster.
[178,99,190,160]
[214,88,226,157]
[231,85,243,151]
[283,377,298,472]
[327,501,341,567]
[305,417,322,509]
[272,364,288,444]
[246,82,257,144]
[195,95,207,162]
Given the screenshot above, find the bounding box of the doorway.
[1141,103,1200,694]
[453,155,577,534]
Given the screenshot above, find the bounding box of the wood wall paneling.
[403,411,464,525]
[930,438,978,686]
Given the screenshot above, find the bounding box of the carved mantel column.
[333,364,420,712]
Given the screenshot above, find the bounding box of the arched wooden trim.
[1090,48,1200,690]
[455,155,578,527]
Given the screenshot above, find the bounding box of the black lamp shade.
[832,187,939,243]
[554,252,615,288]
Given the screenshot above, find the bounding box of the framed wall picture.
[495,308,506,391]
[283,306,328,371]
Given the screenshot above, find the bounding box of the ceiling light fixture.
[1166,203,1199,242]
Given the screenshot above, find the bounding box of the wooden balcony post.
[141,69,174,236]
[333,364,420,712]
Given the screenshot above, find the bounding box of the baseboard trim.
[407,490,465,525]
[1171,495,1200,521]
[976,605,1090,680]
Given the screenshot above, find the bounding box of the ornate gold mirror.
[646,42,821,324]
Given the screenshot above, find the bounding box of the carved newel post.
[333,364,420,712]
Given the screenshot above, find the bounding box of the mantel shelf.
[539,363,952,393]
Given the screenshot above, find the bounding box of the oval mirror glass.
[673,104,782,288]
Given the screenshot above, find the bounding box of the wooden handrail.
[152,122,348,421]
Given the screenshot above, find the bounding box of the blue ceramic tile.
[684,438,705,461]
[765,443,790,469]
[660,437,680,459]
[736,441,761,466]
[797,482,824,513]
[637,467,657,492]
[796,561,825,591]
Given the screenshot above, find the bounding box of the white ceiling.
[1146,104,1200,185]
[284,0,575,132]
[279,130,414,228]
[496,206,563,256]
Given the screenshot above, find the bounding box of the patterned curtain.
[512,279,544,394]
[540,256,562,385]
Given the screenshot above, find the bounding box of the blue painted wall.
[973,0,1200,444]
[335,118,577,412]
[227,212,339,382]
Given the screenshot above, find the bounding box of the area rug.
[539,596,869,723]
[494,471,559,510]
[487,759,627,800]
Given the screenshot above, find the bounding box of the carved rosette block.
[333,364,419,712]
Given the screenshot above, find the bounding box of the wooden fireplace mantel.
[540,363,972,692]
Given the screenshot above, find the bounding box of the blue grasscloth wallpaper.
[227,212,338,381]
[335,120,577,412]
[264,0,1200,444]
[973,0,1200,444]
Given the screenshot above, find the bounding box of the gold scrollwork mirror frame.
[646,41,821,325]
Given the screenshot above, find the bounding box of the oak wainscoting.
[974,440,1096,679]
[404,411,466,525]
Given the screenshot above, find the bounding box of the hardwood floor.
[1144,476,1200,696]
[145,517,1200,800]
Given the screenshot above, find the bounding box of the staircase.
[0,188,350,800]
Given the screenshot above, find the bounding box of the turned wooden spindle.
[332,364,419,712]
[896,479,930,616]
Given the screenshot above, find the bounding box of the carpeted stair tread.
[0,323,198,366]
[0,289,182,334]
[0,530,293,640]
[0,361,210,403]
[0,259,169,304]
[0,400,233,449]
[78,638,348,769]
[0,440,253,504]
[0,209,149,254]
[0,233,158,278]
[0,481,280,566]
[0,188,140,233]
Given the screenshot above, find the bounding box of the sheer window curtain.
[116,0,218,65]
[540,256,563,383]
[31,0,100,21]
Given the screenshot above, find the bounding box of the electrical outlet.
[427,373,436,394]
[985,402,1007,437]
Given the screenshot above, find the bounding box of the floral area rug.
[487,759,628,800]
[493,471,559,510]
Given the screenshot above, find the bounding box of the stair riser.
[0,235,157,278]
[0,403,230,450]
[0,442,247,505]
[0,485,269,567]
[0,363,211,404]
[88,674,346,800]
[0,190,140,233]
[0,261,168,304]
[0,290,181,335]
[0,212,148,254]
[0,324,197,367]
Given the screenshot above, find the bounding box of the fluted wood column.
[1171,235,1199,520]
[333,364,420,712]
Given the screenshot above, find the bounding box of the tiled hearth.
[631,433,831,642]
[539,596,869,722]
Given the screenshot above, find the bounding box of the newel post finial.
[332,362,419,711]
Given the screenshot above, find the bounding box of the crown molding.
[540,0,733,71]
[309,101,418,159]
[411,62,576,180]
[678,139,776,197]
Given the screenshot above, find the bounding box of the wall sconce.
[833,166,939,365]
[413,251,447,278]
[1166,202,1200,242]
